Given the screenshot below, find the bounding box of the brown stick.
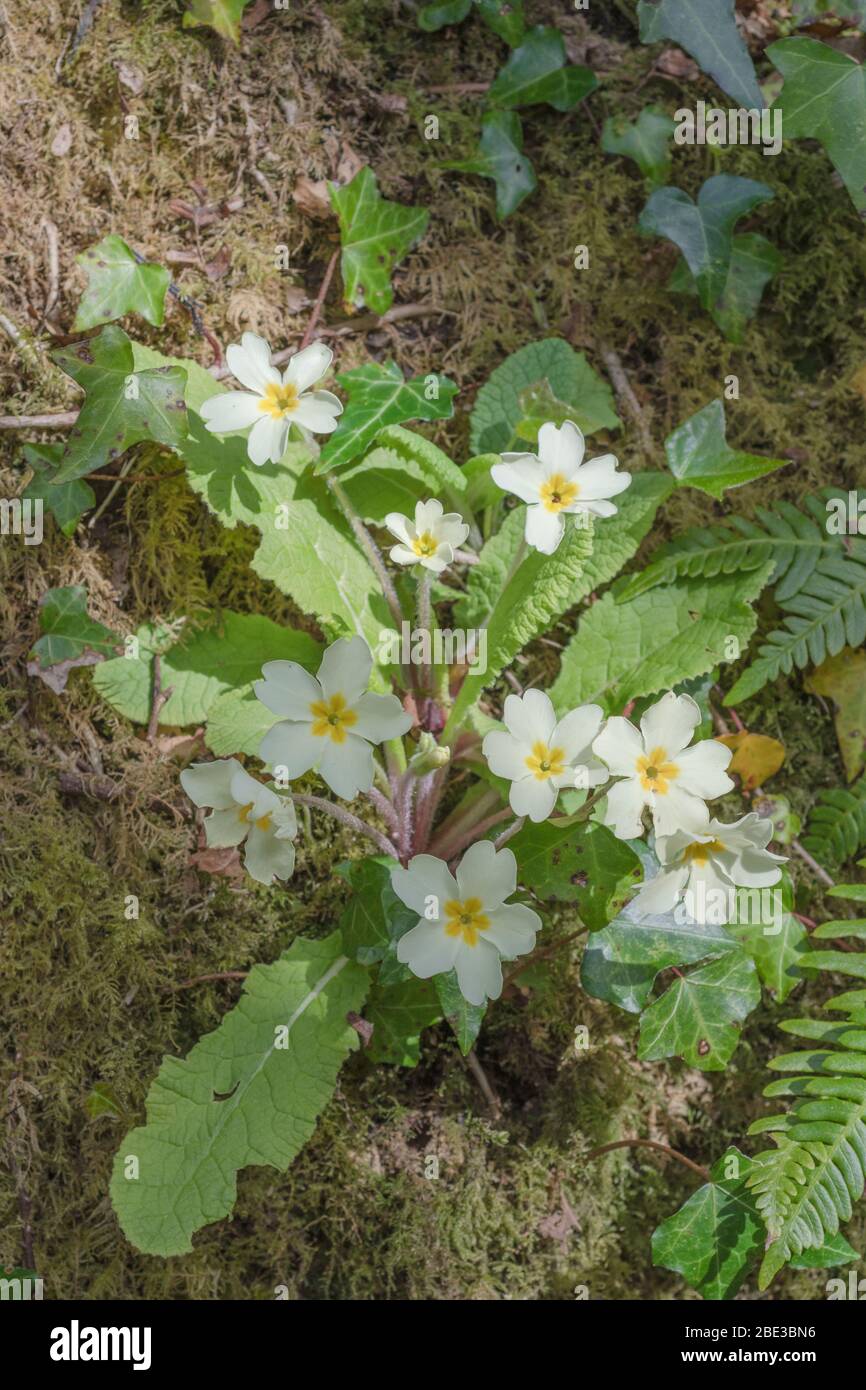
[0,411,79,429]
[299,247,340,352]
[600,347,653,459]
[586,1138,711,1182]
[147,653,175,743]
[464,1049,502,1117]
[170,970,249,992]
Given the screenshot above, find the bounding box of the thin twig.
[299,248,339,351]
[464,1049,502,1117]
[600,347,653,459]
[791,839,836,889]
[0,412,79,430]
[169,970,249,992]
[39,218,60,325]
[147,653,175,743]
[586,1138,710,1182]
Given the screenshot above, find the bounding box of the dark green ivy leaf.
[601,105,675,188]
[329,166,429,317]
[510,818,642,931]
[652,1147,764,1300]
[21,443,94,536]
[664,399,787,499]
[637,0,763,108]
[435,970,487,1054]
[442,109,536,220]
[487,26,597,113]
[316,361,458,474]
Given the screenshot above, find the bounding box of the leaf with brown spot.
[717,731,785,792]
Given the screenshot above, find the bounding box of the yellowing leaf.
[717,731,785,791]
[805,647,866,782]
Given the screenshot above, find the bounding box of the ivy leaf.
[21,443,94,536]
[329,166,429,316]
[28,586,121,693]
[92,613,322,728]
[418,0,471,29]
[443,110,537,220]
[638,949,761,1070]
[419,0,525,44]
[728,871,813,1005]
[73,235,170,331]
[639,176,775,317]
[470,339,620,454]
[182,0,253,43]
[315,362,457,475]
[668,231,782,343]
[769,37,866,217]
[601,106,675,188]
[446,506,595,732]
[110,933,368,1256]
[435,970,486,1054]
[366,977,443,1066]
[663,400,787,499]
[637,0,763,108]
[487,26,597,112]
[510,819,641,931]
[550,566,773,716]
[51,326,188,485]
[805,648,866,782]
[788,1233,859,1270]
[652,1148,764,1300]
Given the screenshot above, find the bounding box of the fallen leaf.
[805,647,866,782]
[336,141,364,185]
[189,845,244,877]
[27,650,103,693]
[155,730,204,759]
[717,731,786,792]
[116,61,145,95]
[655,47,700,81]
[51,124,72,157]
[242,0,271,28]
[285,286,313,313]
[292,176,333,220]
[204,246,232,280]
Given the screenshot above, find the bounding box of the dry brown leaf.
[189,845,244,878]
[51,124,72,157]
[805,648,866,782]
[292,176,333,220]
[717,731,786,792]
[655,47,700,80]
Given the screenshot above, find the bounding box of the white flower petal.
[510,774,557,822]
[639,692,702,758]
[199,391,264,433]
[316,635,372,706]
[537,419,585,475]
[491,456,543,504]
[524,502,564,554]
[318,732,374,798]
[204,806,249,848]
[456,840,516,908]
[352,691,412,743]
[603,775,648,839]
[227,333,281,394]
[573,454,631,501]
[180,758,243,810]
[255,661,322,719]
[243,823,296,885]
[291,396,342,434]
[552,703,604,762]
[283,342,333,393]
[579,498,618,518]
[391,855,459,918]
[419,545,452,574]
[592,717,644,777]
[484,903,540,958]
[651,782,710,838]
[258,720,321,780]
[675,740,734,799]
[384,511,414,546]
[454,939,503,1005]
[396,920,461,978]
[631,864,689,917]
[482,729,533,781]
[247,413,287,466]
[437,515,470,548]
[504,689,557,744]
[389,543,419,567]
[415,498,445,531]
[228,766,279,816]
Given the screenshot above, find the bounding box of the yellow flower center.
[412,531,438,558]
[636,746,679,795]
[540,473,579,513]
[525,740,566,782]
[237,803,273,832]
[309,692,358,744]
[259,380,300,419]
[444,896,490,948]
[682,838,726,866]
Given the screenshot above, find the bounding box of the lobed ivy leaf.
[182,0,254,43]
[435,970,487,1054]
[470,338,620,454]
[487,26,597,112]
[550,565,773,716]
[652,1148,764,1300]
[601,106,675,188]
[442,109,537,220]
[28,585,122,693]
[419,0,525,44]
[315,362,458,475]
[110,933,369,1256]
[637,0,763,108]
[510,818,641,931]
[92,612,322,728]
[329,166,429,317]
[639,175,775,321]
[769,37,866,217]
[668,231,782,344]
[51,326,188,485]
[663,399,787,499]
[366,977,443,1067]
[638,949,761,1071]
[21,443,94,536]
[73,235,170,331]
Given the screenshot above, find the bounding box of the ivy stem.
[585,1139,710,1183]
[290,793,398,859]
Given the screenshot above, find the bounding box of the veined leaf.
[663,399,786,499]
[442,109,537,220]
[29,586,121,689]
[727,871,813,1004]
[470,338,620,454]
[510,818,641,931]
[92,613,322,728]
[204,685,279,758]
[668,231,781,344]
[487,26,597,112]
[769,37,866,216]
[435,970,486,1054]
[21,443,94,536]
[316,362,457,475]
[418,0,471,27]
[329,166,429,316]
[805,648,866,783]
[338,424,466,524]
[52,326,188,484]
[550,566,772,716]
[601,106,675,188]
[638,949,761,1071]
[110,933,369,1256]
[637,0,763,108]
[366,977,443,1066]
[652,1148,764,1300]
[183,0,254,43]
[73,235,170,331]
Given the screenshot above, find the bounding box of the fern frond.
[801,777,866,871]
[746,884,866,1287]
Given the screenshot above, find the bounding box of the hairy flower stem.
[367,787,401,837]
[324,474,404,634]
[416,570,433,695]
[291,793,398,859]
[493,815,526,850]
